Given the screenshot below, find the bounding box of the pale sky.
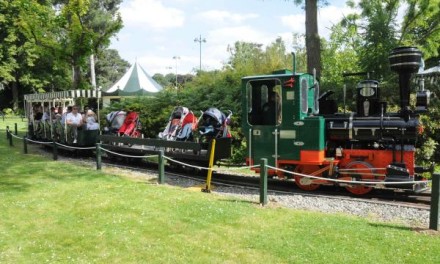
[109,0,355,76]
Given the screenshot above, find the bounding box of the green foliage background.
[1,0,440,166]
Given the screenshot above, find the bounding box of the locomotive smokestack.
[389,47,422,113]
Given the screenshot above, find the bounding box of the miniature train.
[242,46,431,195]
[24,46,431,195]
[23,91,232,166]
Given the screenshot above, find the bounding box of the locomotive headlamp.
[356,80,380,117]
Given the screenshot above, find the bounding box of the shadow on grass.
[0,147,114,194]
[0,179,31,193]
[218,198,258,205]
[368,222,412,231]
[145,178,160,184]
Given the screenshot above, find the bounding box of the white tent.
[103,61,163,106]
[415,61,440,86]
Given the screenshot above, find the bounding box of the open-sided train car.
[100,106,232,167]
[24,89,101,147]
[242,47,431,195]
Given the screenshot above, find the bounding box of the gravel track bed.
[33,147,431,229]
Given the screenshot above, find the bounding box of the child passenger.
[84,109,99,130]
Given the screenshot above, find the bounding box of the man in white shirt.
[66,106,83,144]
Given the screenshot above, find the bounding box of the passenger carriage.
[24,89,101,147]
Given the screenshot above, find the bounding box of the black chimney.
[389,47,422,115]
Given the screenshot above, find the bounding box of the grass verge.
[0,118,439,263]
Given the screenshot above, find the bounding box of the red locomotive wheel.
[343,161,375,195]
[294,165,321,191]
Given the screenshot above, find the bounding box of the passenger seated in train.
[262,91,281,125]
[84,109,99,130]
[32,104,44,138]
[61,106,72,126]
[66,105,83,144]
[52,107,64,142]
[34,105,43,121]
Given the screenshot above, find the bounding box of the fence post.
[260,158,268,205]
[430,173,440,230]
[23,136,28,154]
[202,139,216,193]
[7,127,13,147]
[14,123,17,135]
[52,141,58,161]
[96,143,102,170]
[158,150,165,184]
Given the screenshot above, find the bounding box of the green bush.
[2,108,14,116]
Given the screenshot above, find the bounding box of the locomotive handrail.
[267,165,430,185]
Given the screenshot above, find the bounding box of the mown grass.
[0,118,439,263]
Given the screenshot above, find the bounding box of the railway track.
[32,143,432,210]
[99,154,432,210]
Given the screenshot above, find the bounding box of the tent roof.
[417,62,440,76]
[104,61,163,95]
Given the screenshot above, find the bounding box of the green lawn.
[0,118,439,263]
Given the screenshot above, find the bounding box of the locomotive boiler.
[242,47,430,195]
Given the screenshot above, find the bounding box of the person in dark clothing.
[262,91,281,125]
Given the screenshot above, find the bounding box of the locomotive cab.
[242,70,326,175]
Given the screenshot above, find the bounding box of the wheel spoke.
[343,161,375,195]
[294,165,321,191]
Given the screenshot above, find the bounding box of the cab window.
[247,79,282,126]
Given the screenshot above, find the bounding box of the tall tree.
[53,0,123,89]
[93,48,130,90]
[400,0,440,58]
[291,0,324,78]
[0,0,62,110]
[0,0,124,110]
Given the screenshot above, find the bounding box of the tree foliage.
[111,37,299,163]
[0,0,123,111]
[93,48,130,90]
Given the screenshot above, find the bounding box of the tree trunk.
[72,63,82,90]
[12,80,19,112]
[305,0,321,79]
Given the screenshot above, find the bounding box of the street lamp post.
[194,35,206,72]
[172,56,180,89]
